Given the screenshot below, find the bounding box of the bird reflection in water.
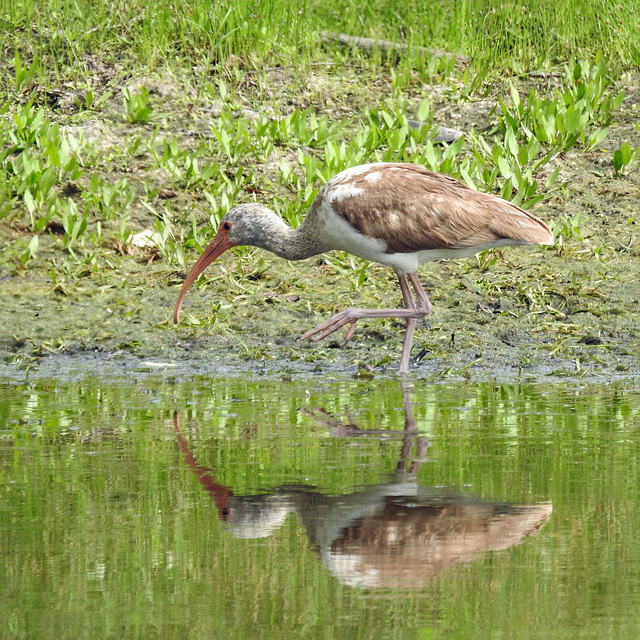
[174,384,551,588]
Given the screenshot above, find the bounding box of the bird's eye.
[223,221,232,231]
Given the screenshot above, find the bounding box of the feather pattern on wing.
[315,163,553,254]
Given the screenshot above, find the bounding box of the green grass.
[3,0,640,86]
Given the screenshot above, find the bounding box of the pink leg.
[398,318,417,374]
[300,272,432,373]
[397,273,432,373]
[398,274,417,375]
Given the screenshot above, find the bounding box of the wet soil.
[1,59,639,382]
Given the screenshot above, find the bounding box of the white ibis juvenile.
[174,162,554,373]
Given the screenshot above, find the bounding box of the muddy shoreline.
[1,61,639,383]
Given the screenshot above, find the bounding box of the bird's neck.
[253,212,322,261]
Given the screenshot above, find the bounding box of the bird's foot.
[299,309,364,343]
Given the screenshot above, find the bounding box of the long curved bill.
[173,225,234,324]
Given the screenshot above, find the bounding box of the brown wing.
[327,164,553,253]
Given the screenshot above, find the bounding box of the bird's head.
[173,203,279,324]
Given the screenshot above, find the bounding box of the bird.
[173,162,554,373]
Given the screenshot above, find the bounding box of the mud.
[1,61,639,382]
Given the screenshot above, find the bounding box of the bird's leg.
[399,273,433,371]
[398,274,417,375]
[398,273,415,310]
[398,318,417,374]
[408,273,432,315]
[299,273,433,373]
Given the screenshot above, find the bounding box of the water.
[1,370,640,639]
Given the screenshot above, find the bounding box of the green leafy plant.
[211,113,253,165]
[12,51,39,93]
[123,87,155,124]
[553,213,588,243]
[612,141,639,175]
[83,173,135,220]
[58,198,90,251]
[0,102,86,228]
[19,235,39,266]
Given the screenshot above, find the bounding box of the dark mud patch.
[0,342,638,387]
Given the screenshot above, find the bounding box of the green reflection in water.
[1,376,639,639]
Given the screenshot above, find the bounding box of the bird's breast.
[306,199,419,274]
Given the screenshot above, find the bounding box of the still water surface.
[1,371,640,639]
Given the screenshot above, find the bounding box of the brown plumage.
[327,164,551,253]
[173,162,554,373]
